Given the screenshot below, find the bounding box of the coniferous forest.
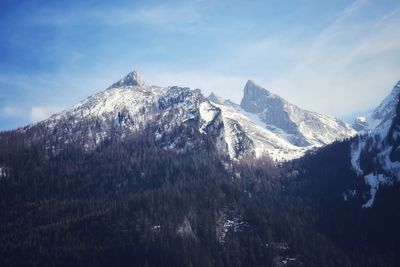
[1,119,399,267]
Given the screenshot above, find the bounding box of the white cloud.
[30,106,63,123]
[114,4,203,27]
[1,106,21,116]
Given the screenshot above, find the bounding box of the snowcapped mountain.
[240,80,356,147]
[353,81,400,132]
[207,80,356,161]
[19,71,356,162]
[206,96,308,161]
[351,81,400,207]
[29,71,223,155]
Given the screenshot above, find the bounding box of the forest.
[0,119,399,267]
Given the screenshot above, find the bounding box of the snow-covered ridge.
[22,70,356,162]
[223,80,357,160]
[240,80,356,148]
[209,99,308,161]
[205,79,356,161]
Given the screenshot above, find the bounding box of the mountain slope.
[351,88,400,207]
[281,87,400,266]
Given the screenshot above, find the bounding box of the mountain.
[0,71,358,266]
[20,71,226,158]
[240,80,356,147]
[14,71,355,163]
[239,80,355,152]
[207,80,355,161]
[1,72,400,266]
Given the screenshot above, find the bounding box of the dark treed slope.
[0,118,351,267]
[283,93,400,266]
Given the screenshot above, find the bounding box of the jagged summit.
[239,80,356,148]
[243,80,274,96]
[108,70,145,89]
[241,80,275,113]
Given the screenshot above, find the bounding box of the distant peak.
[108,70,145,89]
[243,80,272,98]
[245,80,257,87]
[241,80,282,113]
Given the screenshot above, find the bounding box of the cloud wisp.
[28,1,206,30]
[30,106,63,123]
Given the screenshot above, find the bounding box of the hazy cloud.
[30,106,63,123]
[29,1,206,29]
[1,106,21,117]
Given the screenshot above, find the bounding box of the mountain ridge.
[9,70,357,162]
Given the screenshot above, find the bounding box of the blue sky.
[0,0,399,130]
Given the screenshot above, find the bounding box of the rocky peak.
[108,70,145,89]
[241,80,278,113]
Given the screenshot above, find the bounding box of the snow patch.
[151,225,161,232]
[362,173,391,208]
[199,101,219,134]
[356,117,366,123]
[351,137,366,176]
